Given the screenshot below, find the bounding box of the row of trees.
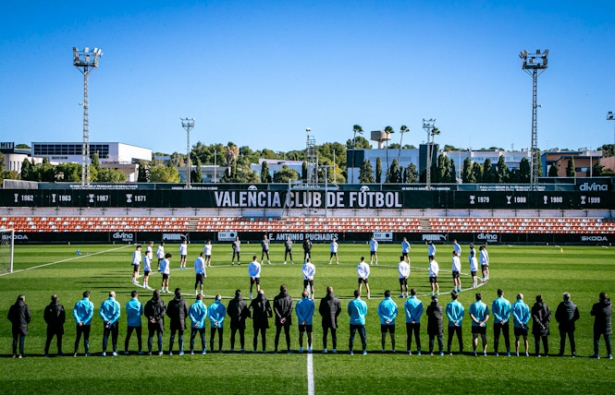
[16,154,128,183]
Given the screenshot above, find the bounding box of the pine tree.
[566,157,576,177]
[406,163,418,183]
[461,157,473,183]
[548,163,558,177]
[359,160,375,183]
[519,157,531,182]
[375,157,382,184]
[496,155,509,183]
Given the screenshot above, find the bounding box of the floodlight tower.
[608,112,615,153]
[73,46,103,187]
[181,118,196,188]
[422,119,437,189]
[519,49,549,190]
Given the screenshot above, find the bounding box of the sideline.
[0,245,133,277]
[307,352,314,395]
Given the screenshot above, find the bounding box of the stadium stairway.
[420,218,432,232]
[188,218,199,232]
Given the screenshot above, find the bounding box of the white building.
[250,159,304,179]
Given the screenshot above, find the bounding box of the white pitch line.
[307,352,315,395]
[0,245,132,277]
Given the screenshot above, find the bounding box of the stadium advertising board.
[266,232,340,242]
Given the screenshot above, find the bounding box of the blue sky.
[0,0,614,155]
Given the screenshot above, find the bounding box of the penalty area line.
[0,245,132,277]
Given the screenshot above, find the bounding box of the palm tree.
[351,124,364,183]
[384,126,394,179]
[397,125,409,165]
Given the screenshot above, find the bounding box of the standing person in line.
[144,290,166,356]
[357,256,371,300]
[512,293,531,357]
[302,258,316,300]
[227,290,249,353]
[348,290,368,355]
[427,240,436,259]
[194,252,207,296]
[273,284,294,354]
[469,250,479,289]
[555,292,580,357]
[369,236,379,266]
[452,239,462,257]
[329,238,339,265]
[156,241,165,272]
[132,244,142,285]
[446,291,464,355]
[468,243,475,263]
[179,240,188,269]
[231,236,241,266]
[479,245,489,282]
[404,288,423,355]
[146,241,154,256]
[73,291,94,357]
[189,294,207,355]
[401,237,410,263]
[590,292,612,359]
[296,290,315,353]
[283,236,293,265]
[531,294,551,357]
[398,255,410,298]
[469,292,490,357]
[378,290,398,353]
[451,251,462,293]
[124,290,144,355]
[142,249,153,290]
[429,255,440,296]
[167,288,189,355]
[492,289,512,356]
[160,253,172,293]
[208,294,226,353]
[426,295,444,356]
[204,240,213,267]
[249,290,272,353]
[248,255,261,300]
[319,286,342,354]
[44,294,66,357]
[99,291,121,357]
[303,236,312,263]
[8,295,31,359]
[261,235,271,265]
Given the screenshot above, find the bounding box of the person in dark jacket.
[555,292,580,357]
[303,237,312,263]
[144,290,166,356]
[8,294,31,358]
[227,289,249,352]
[273,284,294,353]
[590,292,612,359]
[44,294,66,357]
[249,290,273,352]
[167,288,189,355]
[426,295,444,356]
[531,294,551,357]
[319,286,342,353]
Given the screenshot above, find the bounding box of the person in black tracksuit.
[555,292,580,357]
[249,290,272,352]
[303,237,312,263]
[44,294,66,356]
[319,286,342,353]
[8,295,31,358]
[531,294,551,357]
[274,285,294,353]
[426,296,444,355]
[227,290,250,352]
[144,290,166,355]
[167,288,189,355]
[590,292,612,359]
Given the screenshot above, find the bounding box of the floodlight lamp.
[608,112,614,120]
[84,47,89,52]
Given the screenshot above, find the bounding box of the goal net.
[0,229,14,274]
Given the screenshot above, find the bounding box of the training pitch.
[0,243,614,394]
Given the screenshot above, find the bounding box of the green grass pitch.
[0,242,614,394]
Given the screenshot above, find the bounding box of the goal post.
[0,229,14,274]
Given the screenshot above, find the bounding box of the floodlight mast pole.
[73,47,103,187]
[423,119,436,190]
[181,118,195,188]
[608,112,615,155]
[520,49,549,190]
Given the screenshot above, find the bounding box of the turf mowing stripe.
[0,244,132,277]
[307,352,314,395]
